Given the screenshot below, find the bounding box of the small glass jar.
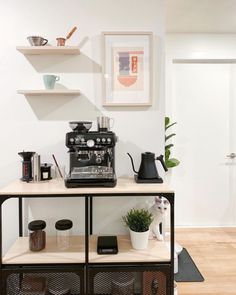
[55,219,73,250]
[28,220,46,251]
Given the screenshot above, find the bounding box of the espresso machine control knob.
[81,138,85,143]
[107,138,111,143]
[87,139,95,147]
[69,138,75,144]
[96,138,101,143]
[75,137,80,144]
[102,138,106,143]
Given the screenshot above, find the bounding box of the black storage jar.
[28,220,46,251]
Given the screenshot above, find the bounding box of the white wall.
[0,0,165,253]
[166,0,236,33]
[166,34,236,226]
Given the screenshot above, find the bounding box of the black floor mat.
[175,248,204,282]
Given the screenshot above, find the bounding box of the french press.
[18,151,35,182]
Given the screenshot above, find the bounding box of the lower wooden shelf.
[3,236,85,264]
[89,235,170,263]
[3,235,170,265]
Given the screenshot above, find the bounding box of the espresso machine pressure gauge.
[87,139,95,148]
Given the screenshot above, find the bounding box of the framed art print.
[102,32,153,106]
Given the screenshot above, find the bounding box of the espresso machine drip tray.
[70,166,114,179]
[65,166,117,187]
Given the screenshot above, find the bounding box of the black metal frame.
[0,190,174,295]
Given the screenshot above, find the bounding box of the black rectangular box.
[97,236,118,254]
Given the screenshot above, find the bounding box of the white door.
[170,62,236,226]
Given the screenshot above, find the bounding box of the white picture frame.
[102,32,153,107]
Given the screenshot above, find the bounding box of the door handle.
[227,153,236,159]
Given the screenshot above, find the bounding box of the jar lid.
[28,220,46,231]
[55,219,73,230]
[41,163,52,168]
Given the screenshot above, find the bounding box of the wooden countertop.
[0,177,174,196]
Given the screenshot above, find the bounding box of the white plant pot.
[129,229,149,250]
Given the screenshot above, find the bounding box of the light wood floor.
[175,228,236,295]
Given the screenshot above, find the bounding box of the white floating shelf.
[16,46,80,55]
[17,89,81,96]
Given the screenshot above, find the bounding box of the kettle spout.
[127,153,138,174]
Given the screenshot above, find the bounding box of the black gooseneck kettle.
[127,152,168,183]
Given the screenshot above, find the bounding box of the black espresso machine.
[65,121,117,188]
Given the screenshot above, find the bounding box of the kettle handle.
[156,154,168,172]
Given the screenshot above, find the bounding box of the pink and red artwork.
[103,32,152,106]
[113,47,144,91]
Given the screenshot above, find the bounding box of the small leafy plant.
[122,208,153,232]
[165,117,180,168]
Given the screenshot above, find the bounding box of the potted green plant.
[165,117,180,168]
[123,208,153,250]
